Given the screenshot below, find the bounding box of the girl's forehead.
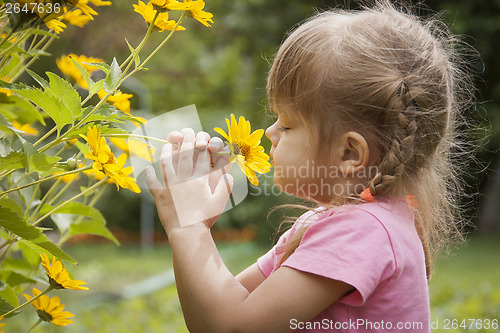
[271,105,299,122]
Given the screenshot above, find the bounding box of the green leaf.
[0,79,27,91]
[29,28,59,39]
[125,38,140,68]
[6,95,46,125]
[0,207,39,240]
[13,86,72,131]
[0,207,76,263]
[68,218,119,245]
[83,103,140,124]
[0,150,26,171]
[0,113,16,133]
[19,239,76,264]
[28,152,61,172]
[0,296,15,317]
[40,202,106,224]
[26,69,49,89]
[0,197,23,216]
[65,123,129,140]
[5,271,36,286]
[42,202,119,245]
[89,79,104,97]
[27,49,51,57]
[19,241,40,266]
[19,138,61,173]
[104,57,122,92]
[70,56,95,96]
[83,62,110,75]
[46,72,82,119]
[0,284,18,307]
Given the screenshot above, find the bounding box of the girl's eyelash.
[278,126,290,132]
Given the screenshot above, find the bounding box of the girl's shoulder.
[320,197,412,223]
[294,197,415,238]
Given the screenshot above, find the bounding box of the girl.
[145,1,472,332]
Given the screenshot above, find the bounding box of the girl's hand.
[145,129,234,235]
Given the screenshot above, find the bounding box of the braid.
[368,82,419,196]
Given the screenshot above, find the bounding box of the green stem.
[123,13,185,83]
[25,318,43,333]
[46,178,72,206]
[120,11,159,73]
[25,183,41,216]
[0,240,14,261]
[29,178,62,221]
[32,177,108,226]
[0,169,15,180]
[33,126,57,147]
[0,166,92,197]
[69,12,160,132]
[103,133,170,145]
[10,35,55,82]
[0,22,37,59]
[57,183,109,246]
[3,285,54,318]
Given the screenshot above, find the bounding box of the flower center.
[37,310,53,323]
[48,276,65,289]
[232,140,250,160]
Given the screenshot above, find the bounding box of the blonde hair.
[267,1,475,278]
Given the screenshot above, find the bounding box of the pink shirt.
[257,198,430,332]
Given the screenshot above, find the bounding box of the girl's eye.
[278,126,290,132]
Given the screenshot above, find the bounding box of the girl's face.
[266,113,340,201]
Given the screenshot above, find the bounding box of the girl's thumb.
[214,173,233,203]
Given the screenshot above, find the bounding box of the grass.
[6,235,500,332]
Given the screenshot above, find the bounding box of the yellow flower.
[40,254,89,290]
[97,89,133,113]
[63,9,93,28]
[110,137,156,162]
[12,121,39,136]
[150,0,166,6]
[80,126,141,192]
[66,0,98,18]
[110,154,141,193]
[167,0,213,27]
[88,0,112,6]
[80,125,120,177]
[214,114,271,186]
[56,54,104,89]
[97,89,146,126]
[24,288,75,326]
[133,1,186,32]
[44,19,67,34]
[0,316,5,333]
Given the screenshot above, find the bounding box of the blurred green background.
[11,0,500,331]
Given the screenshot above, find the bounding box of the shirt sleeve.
[282,208,397,306]
[257,228,293,277]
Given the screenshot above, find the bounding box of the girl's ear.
[337,131,370,175]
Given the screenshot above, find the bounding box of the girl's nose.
[266,121,280,146]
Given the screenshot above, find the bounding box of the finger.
[161,143,176,186]
[213,145,232,174]
[209,137,226,168]
[194,144,211,176]
[167,131,182,172]
[208,137,224,153]
[195,131,210,150]
[145,165,163,197]
[177,128,195,178]
[213,173,234,206]
[167,131,183,147]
